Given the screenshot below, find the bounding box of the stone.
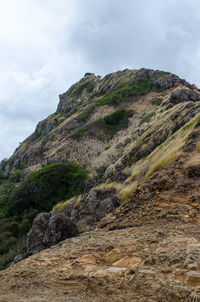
[186,271,200,286]
[112,256,142,267]
[78,255,96,265]
[105,250,123,264]
[27,212,79,255]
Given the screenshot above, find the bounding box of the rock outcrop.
[27,211,79,255]
[64,188,121,226]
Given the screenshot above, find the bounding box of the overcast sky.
[0,0,200,161]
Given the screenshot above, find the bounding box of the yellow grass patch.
[53,197,76,211]
[94,182,123,191]
[196,142,200,153]
[120,182,137,202]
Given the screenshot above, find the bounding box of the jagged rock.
[163,89,200,108]
[34,117,58,138]
[27,211,79,255]
[65,188,121,226]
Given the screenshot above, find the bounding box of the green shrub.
[105,145,111,150]
[8,162,89,218]
[71,81,94,98]
[96,78,157,106]
[139,111,156,126]
[71,109,133,140]
[152,98,163,106]
[71,125,89,140]
[9,170,21,183]
[77,105,95,122]
[95,109,133,139]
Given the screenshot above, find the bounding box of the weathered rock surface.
[163,88,200,108]
[2,221,200,301]
[64,188,121,226]
[27,211,79,255]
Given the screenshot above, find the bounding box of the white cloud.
[1,0,200,160]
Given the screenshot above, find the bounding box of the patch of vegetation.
[0,162,89,269]
[184,156,200,177]
[77,105,95,122]
[71,109,133,141]
[53,196,75,211]
[96,78,162,106]
[182,120,196,131]
[71,125,89,140]
[139,111,156,126]
[151,98,163,106]
[95,109,133,139]
[120,182,137,202]
[105,145,111,150]
[145,149,180,179]
[71,81,94,98]
[127,155,139,166]
[9,170,21,183]
[196,142,200,153]
[8,163,89,218]
[195,115,200,128]
[181,115,200,132]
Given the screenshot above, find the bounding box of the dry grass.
[94,182,123,191]
[145,149,181,179]
[184,155,200,177]
[196,141,200,153]
[53,197,76,211]
[125,118,195,182]
[120,182,137,202]
[74,195,83,209]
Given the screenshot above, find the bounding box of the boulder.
[27,211,79,255]
[163,89,200,108]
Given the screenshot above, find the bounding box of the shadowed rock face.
[66,188,121,226]
[27,212,79,255]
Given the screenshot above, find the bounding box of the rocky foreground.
[1,195,200,301]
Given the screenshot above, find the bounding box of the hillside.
[0,68,200,301]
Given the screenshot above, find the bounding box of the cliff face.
[1,68,200,301]
[1,68,192,180]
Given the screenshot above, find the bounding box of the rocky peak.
[1,67,200,301]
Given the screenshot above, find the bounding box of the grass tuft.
[151,98,163,106]
[77,105,95,122]
[139,112,156,126]
[120,182,137,202]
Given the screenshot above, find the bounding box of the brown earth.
[1,173,200,302]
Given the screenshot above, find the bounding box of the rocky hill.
[0,68,200,301]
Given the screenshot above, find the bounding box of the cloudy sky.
[0,0,200,160]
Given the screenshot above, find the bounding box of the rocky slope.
[0,68,200,301]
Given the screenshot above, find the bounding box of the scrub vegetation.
[0,162,89,269]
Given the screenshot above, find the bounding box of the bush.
[9,170,21,183]
[151,98,163,106]
[95,109,133,139]
[96,78,157,106]
[77,105,95,122]
[8,162,89,218]
[71,109,133,140]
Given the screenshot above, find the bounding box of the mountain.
[0,68,200,301]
